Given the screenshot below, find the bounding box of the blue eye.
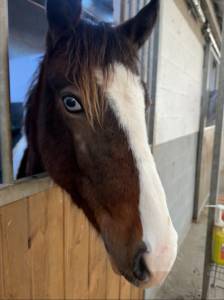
[63,96,83,113]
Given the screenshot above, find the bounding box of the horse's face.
[36,0,177,287]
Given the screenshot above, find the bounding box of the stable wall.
[153,0,204,237]
[146,0,204,297]
[154,0,203,146]
[147,1,204,297]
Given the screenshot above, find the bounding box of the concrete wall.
[154,133,198,238]
[154,0,204,145]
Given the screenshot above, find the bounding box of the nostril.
[133,251,150,282]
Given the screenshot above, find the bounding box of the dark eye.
[63,96,83,113]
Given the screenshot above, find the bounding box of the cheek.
[71,129,97,173]
[98,203,143,256]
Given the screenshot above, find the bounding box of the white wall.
[154,0,204,145]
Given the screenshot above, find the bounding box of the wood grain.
[1,199,31,299]
[0,209,5,299]
[89,227,107,299]
[28,186,64,299]
[0,185,144,300]
[106,257,120,299]
[120,276,131,300]
[64,192,89,299]
[131,285,141,300]
[139,288,144,300]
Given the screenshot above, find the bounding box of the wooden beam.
[0,175,52,207]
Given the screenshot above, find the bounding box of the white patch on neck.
[96,64,178,286]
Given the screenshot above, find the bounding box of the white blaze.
[97,64,178,287]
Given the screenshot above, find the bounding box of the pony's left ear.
[117,0,159,49]
[46,0,82,38]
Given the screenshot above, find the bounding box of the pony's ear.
[46,0,82,38]
[117,0,159,49]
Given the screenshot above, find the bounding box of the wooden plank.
[106,258,120,299]
[0,208,5,298]
[120,276,131,300]
[131,286,140,300]
[1,199,31,299]
[89,227,107,299]
[139,288,144,300]
[0,175,52,208]
[28,186,64,299]
[64,192,89,300]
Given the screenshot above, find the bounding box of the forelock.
[48,19,138,126]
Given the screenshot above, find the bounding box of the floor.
[153,210,224,300]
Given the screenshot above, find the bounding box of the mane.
[46,19,138,126]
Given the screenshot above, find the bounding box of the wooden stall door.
[0,185,144,300]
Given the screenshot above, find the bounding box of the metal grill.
[207,263,224,299]
[115,0,159,145]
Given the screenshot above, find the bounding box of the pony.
[18,0,178,288]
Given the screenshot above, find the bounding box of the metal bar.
[128,0,132,18]
[119,0,125,23]
[201,0,222,48]
[123,0,130,21]
[202,13,224,299]
[0,175,52,207]
[113,0,121,23]
[138,0,144,74]
[146,31,153,92]
[189,0,221,58]
[129,0,137,19]
[149,19,160,148]
[141,0,149,82]
[26,0,45,10]
[193,42,211,221]
[0,0,13,184]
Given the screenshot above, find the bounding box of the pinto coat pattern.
[18,0,178,288]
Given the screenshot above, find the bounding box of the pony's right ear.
[46,0,82,38]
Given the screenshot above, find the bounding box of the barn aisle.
[153,208,224,300]
[154,211,208,300]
